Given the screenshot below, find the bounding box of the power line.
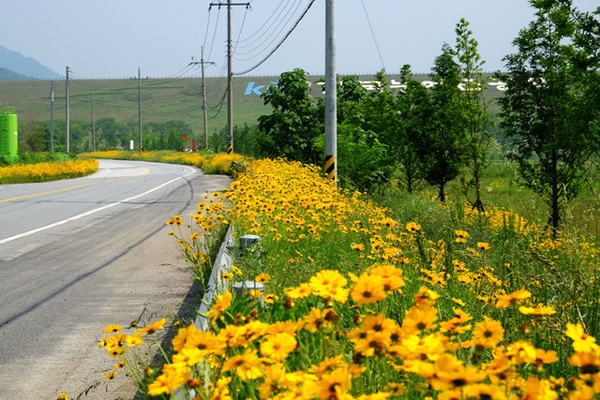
[360,0,386,70]
[233,0,316,76]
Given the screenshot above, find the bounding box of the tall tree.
[415,44,468,203]
[497,0,600,233]
[396,64,429,193]
[257,68,322,165]
[454,18,494,212]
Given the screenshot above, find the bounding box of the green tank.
[0,111,18,164]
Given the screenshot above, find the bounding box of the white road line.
[0,168,196,245]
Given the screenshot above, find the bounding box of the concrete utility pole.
[66,66,70,153]
[324,0,337,182]
[190,48,215,150]
[90,90,96,151]
[210,0,249,154]
[50,80,54,153]
[138,67,142,149]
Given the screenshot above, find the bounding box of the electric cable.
[233,0,316,76]
[361,0,386,70]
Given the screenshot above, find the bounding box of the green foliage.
[496,0,600,233]
[413,44,469,202]
[257,68,322,165]
[454,18,495,212]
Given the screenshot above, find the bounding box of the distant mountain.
[0,46,62,80]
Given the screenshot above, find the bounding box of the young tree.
[454,18,494,212]
[414,44,468,203]
[257,68,322,165]
[497,0,600,233]
[395,64,429,193]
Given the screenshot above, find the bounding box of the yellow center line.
[0,178,128,203]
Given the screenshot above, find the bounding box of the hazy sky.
[1,0,598,79]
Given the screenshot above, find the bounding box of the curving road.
[0,159,232,399]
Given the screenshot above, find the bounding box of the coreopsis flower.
[477,242,491,251]
[568,348,600,374]
[172,347,205,366]
[103,324,122,334]
[221,348,263,381]
[207,291,233,324]
[260,332,297,362]
[472,317,504,348]
[463,383,507,400]
[533,348,559,368]
[370,264,405,293]
[413,286,440,306]
[429,353,486,390]
[565,322,599,353]
[284,283,313,299]
[495,288,532,308]
[309,269,349,303]
[135,318,166,335]
[504,340,537,364]
[114,360,127,369]
[351,243,365,251]
[308,355,347,375]
[147,363,191,396]
[303,365,352,400]
[454,230,469,244]
[56,393,69,400]
[402,304,438,335]
[221,272,234,281]
[399,332,446,361]
[104,371,117,380]
[255,273,271,284]
[518,304,556,316]
[351,274,387,305]
[125,335,144,347]
[303,307,335,333]
[406,222,421,232]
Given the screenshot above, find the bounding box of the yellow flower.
[518,304,556,316]
[255,273,271,284]
[135,318,166,335]
[477,242,491,251]
[351,243,365,251]
[406,221,421,232]
[56,393,69,400]
[231,265,243,275]
[351,274,387,305]
[495,287,532,308]
[207,291,233,324]
[309,269,349,303]
[104,371,117,380]
[147,363,191,396]
[103,324,122,334]
[260,332,297,362]
[565,322,599,353]
[472,316,504,348]
[222,348,263,381]
[221,272,234,281]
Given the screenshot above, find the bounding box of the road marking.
[0,167,196,245]
[0,181,107,203]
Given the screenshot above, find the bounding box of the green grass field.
[0,73,505,139]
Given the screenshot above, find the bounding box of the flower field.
[92,157,600,400]
[0,158,99,183]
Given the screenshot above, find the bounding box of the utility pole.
[50,80,54,153]
[324,0,337,182]
[66,66,70,153]
[90,90,96,151]
[210,1,250,154]
[138,67,142,149]
[190,48,215,150]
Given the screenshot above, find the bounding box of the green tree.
[396,65,429,193]
[496,0,600,233]
[257,68,322,165]
[454,18,494,212]
[414,44,468,203]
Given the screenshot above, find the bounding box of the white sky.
[1,0,598,79]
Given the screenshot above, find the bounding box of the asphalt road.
[0,159,232,399]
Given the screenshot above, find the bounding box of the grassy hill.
[0,74,505,138]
